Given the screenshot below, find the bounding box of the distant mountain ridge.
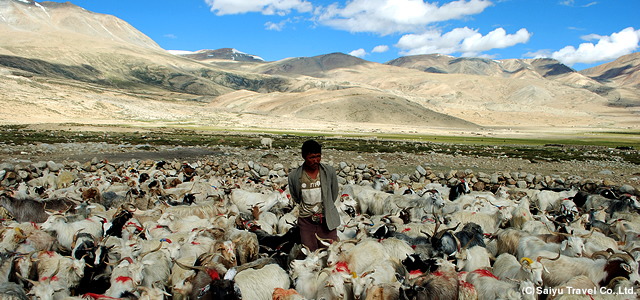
[179,48,265,62]
[384,54,580,80]
[0,0,638,133]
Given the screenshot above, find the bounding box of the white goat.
[230,189,289,215]
[39,214,104,250]
[493,253,545,287]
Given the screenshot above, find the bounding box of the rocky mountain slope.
[0,0,638,136]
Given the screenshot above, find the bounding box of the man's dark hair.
[301,139,322,157]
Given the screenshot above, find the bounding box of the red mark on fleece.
[42,251,56,258]
[411,245,417,249]
[83,293,120,300]
[472,269,499,280]
[191,242,200,245]
[207,269,220,281]
[125,222,143,232]
[335,262,351,273]
[409,270,423,276]
[41,276,58,281]
[402,228,411,233]
[115,276,132,283]
[460,280,475,290]
[341,194,350,198]
[31,222,38,228]
[432,271,446,277]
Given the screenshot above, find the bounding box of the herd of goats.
[1,158,640,300]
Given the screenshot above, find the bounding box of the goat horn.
[462,235,475,251]
[608,253,634,264]
[628,247,640,254]
[436,223,460,239]
[520,257,534,267]
[48,261,61,283]
[236,253,277,273]
[124,203,137,212]
[139,241,164,260]
[590,251,612,260]
[315,233,333,244]
[71,229,84,249]
[15,272,38,286]
[106,257,133,266]
[578,228,595,238]
[536,251,561,262]
[432,213,441,237]
[172,258,210,272]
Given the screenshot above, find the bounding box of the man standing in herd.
[288,139,340,251]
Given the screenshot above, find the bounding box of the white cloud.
[548,27,640,66]
[559,0,574,5]
[205,0,313,16]
[396,27,531,56]
[349,48,368,58]
[317,0,493,35]
[265,19,291,31]
[164,34,177,39]
[372,45,389,53]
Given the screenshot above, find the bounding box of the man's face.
[304,152,321,171]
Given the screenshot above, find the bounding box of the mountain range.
[0,0,638,136]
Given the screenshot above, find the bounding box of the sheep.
[465,269,524,300]
[510,196,534,230]
[350,261,397,300]
[455,245,491,273]
[546,275,597,300]
[39,214,105,250]
[327,239,392,275]
[315,267,353,300]
[230,189,289,215]
[261,137,274,149]
[444,208,512,234]
[364,282,401,300]
[537,250,640,288]
[448,179,471,201]
[517,235,585,260]
[290,249,327,300]
[342,185,390,216]
[33,251,86,289]
[272,288,305,300]
[493,253,546,286]
[19,263,70,300]
[104,257,138,298]
[0,193,77,223]
[0,282,29,300]
[385,190,446,220]
[533,187,579,212]
[399,258,459,300]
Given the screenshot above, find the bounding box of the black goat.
[105,207,134,238]
[606,194,640,218]
[448,179,470,201]
[402,254,438,274]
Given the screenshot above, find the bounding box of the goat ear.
[560,241,567,251]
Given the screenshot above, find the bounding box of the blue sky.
[48,0,639,70]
